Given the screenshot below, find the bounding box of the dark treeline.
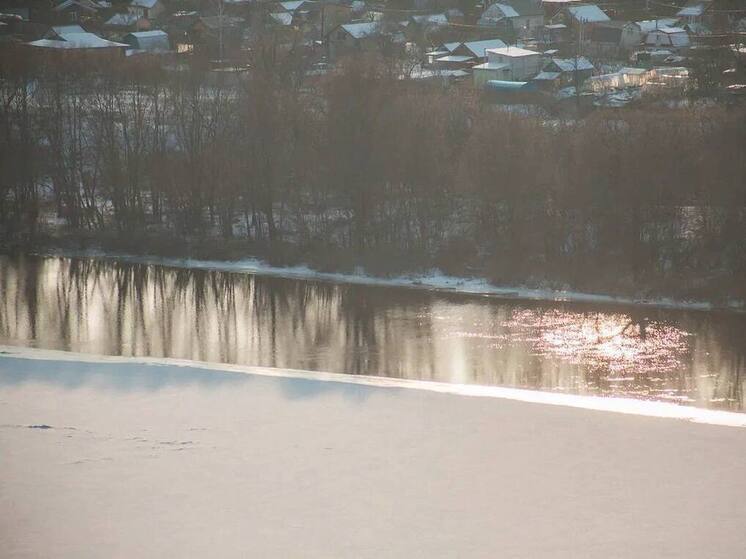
[1,49,745,300]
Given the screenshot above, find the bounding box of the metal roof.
[130,0,159,8]
[123,30,169,51]
[105,13,141,26]
[567,4,610,23]
[340,22,381,39]
[487,46,540,57]
[533,71,561,80]
[434,55,474,62]
[548,57,594,72]
[459,39,507,57]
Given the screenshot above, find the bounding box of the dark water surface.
[1,254,744,411]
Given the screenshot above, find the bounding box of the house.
[635,19,679,34]
[53,0,101,24]
[191,16,245,57]
[128,0,164,21]
[122,29,169,52]
[454,39,508,62]
[540,22,568,46]
[565,4,610,27]
[588,21,644,56]
[429,39,508,69]
[326,21,401,59]
[409,13,448,30]
[478,3,521,28]
[425,41,460,64]
[272,1,316,23]
[645,27,690,50]
[543,56,594,86]
[478,1,543,38]
[27,25,127,63]
[676,1,712,25]
[472,46,542,87]
[502,0,544,37]
[105,12,151,32]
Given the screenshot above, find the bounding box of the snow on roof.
[340,21,380,39]
[126,29,166,38]
[123,30,169,51]
[29,35,127,49]
[130,0,159,8]
[487,46,540,57]
[635,19,678,33]
[442,41,460,52]
[619,67,648,75]
[533,71,561,80]
[434,55,474,63]
[653,26,687,34]
[411,13,448,26]
[460,39,507,57]
[677,2,709,17]
[550,57,594,72]
[105,13,141,26]
[544,23,567,29]
[43,26,127,48]
[472,62,510,70]
[491,3,520,18]
[567,4,610,23]
[54,0,100,13]
[51,24,86,35]
[279,1,306,12]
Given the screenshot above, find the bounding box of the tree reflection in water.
[0,254,743,411]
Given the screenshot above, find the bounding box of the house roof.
[123,30,169,51]
[442,41,460,52]
[340,21,380,39]
[567,4,610,24]
[487,46,540,57]
[635,19,678,33]
[459,39,507,57]
[199,16,244,30]
[131,0,159,8]
[503,0,543,17]
[29,32,127,49]
[487,3,520,19]
[279,1,306,13]
[411,13,448,26]
[677,1,710,17]
[652,26,687,34]
[472,62,510,70]
[54,0,100,13]
[548,57,594,72]
[434,55,474,63]
[105,13,141,26]
[533,71,561,80]
[485,79,533,91]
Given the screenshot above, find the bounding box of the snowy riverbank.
[37,249,746,313]
[1,347,745,558]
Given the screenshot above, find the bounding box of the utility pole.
[218,0,224,63]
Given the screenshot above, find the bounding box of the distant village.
[1,0,745,109]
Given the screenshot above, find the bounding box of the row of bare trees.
[1,50,745,299]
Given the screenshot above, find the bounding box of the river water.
[1,254,744,411]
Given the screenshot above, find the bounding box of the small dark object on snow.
[28,424,53,429]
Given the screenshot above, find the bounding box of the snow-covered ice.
[1,347,745,558]
[41,250,746,312]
